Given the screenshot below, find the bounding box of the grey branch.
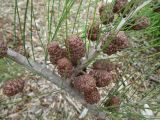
[6,48,99,117]
[7,48,83,101]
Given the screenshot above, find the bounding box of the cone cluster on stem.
[72,59,118,104]
[2,0,151,105]
[47,35,85,78]
[72,74,100,104]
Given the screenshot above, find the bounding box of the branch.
[6,48,99,118]
[79,0,153,70]
[7,48,82,100]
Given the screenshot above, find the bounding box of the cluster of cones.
[2,78,121,113]
[1,0,152,109]
[87,0,150,41]
[47,35,85,78]
[72,59,119,104]
[46,0,151,105]
[47,36,120,104]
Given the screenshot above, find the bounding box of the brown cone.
[132,16,150,30]
[87,23,100,41]
[57,57,73,78]
[48,42,66,64]
[104,96,121,111]
[102,31,129,55]
[113,31,129,49]
[89,70,113,87]
[73,74,96,92]
[99,4,114,25]
[103,43,118,55]
[113,0,128,13]
[67,35,85,64]
[84,88,100,104]
[3,79,25,96]
[93,59,116,72]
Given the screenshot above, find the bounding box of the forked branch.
[6,48,99,117]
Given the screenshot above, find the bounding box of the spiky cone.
[84,88,100,104]
[67,35,85,65]
[3,79,25,97]
[93,59,116,72]
[99,4,114,25]
[101,33,117,55]
[89,70,113,87]
[113,31,129,49]
[113,0,128,13]
[104,96,121,111]
[102,31,129,55]
[48,42,66,64]
[87,23,100,41]
[73,74,96,92]
[57,57,73,78]
[132,16,150,30]
[102,42,119,55]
